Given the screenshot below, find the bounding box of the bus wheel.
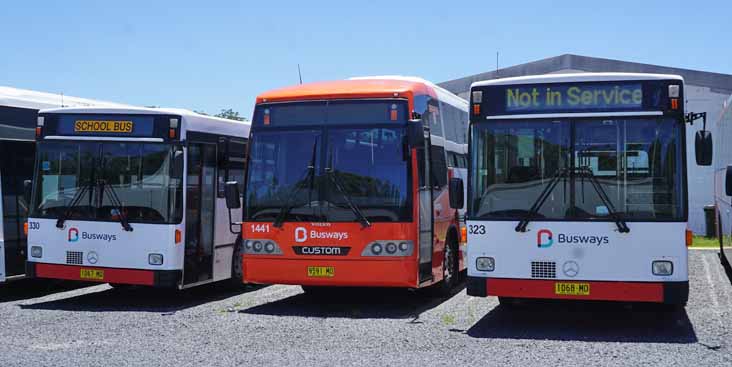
[228,239,247,289]
[432,240,458,297]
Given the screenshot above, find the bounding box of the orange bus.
[225,76,469,294]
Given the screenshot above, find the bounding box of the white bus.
[465,73,693,306]
[25,107,251,288]
[695,94,732,271]
[0,87,128,283]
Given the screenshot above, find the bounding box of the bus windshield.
[470,117,685,221]
[31,141,184,224]
[245,126,410,223]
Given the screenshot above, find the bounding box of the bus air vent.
[531,261,556,278]
[66,251,83,265]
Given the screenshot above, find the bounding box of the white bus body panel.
[467,221,688,282]
[28,219,182,271]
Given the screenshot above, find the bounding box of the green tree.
[215,108,248,121]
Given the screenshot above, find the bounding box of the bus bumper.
[466,276,689,304]
[26,262,181,288]
[243,257,418,288]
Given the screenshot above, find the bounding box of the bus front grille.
[531,261,556,278]
[66,251,83,265]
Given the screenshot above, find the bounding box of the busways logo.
[294,227,349,243]
[68,228,80,242]
[536,229,608,248]
[67,228,117,243]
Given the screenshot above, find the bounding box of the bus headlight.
[362,241,413,256]
[31,246,43,258]
[243,240,282,255]
[476,257,495,271]
[148,253,164,265]
[652,260,673,276]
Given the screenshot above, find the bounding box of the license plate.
[554,282,590,296]
[80,268,105,281]
[74,120,134,133]
[307,266,334,278]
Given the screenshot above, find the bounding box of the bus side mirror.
[695,130,712,166]
[225,181,241,209]
[23,180,32,204]
[449,177,464,209]
[726,166,732,196]
[407,120,425,147]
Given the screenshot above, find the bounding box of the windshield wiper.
[325,148,371,228]
[575,167,630,233]
[56,182,93,229]
[98,179,133,232]
[273,138,319,228]
[515,167,567,232]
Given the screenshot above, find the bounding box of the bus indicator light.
[390,104,398,121]
[264,109,271,125]
[686,229,693,247]
[175,229,182,244]
[671,98,679,110]
[24,222,29,236]
[169,128,176,139]
[35,127,42,137]
[473,104,480,115]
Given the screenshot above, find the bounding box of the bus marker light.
[31,246,43,258]
[35,127,42,137]
[472,90,483,103]
[175,229,182,244]
[148,253,164,265]
[169,129,176,139]
[686,229,693,247]
[264,108,271,125]
[37,116,45,126]
[669,85,680,98]
[652,260,673,276]
[473,104,480,115]
[169,118,179,128]
[476,257,494,271]
[671,98,679,110]
[24,222,29,236]
[461,226,467,243]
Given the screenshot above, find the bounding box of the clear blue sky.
[1,0,730,118]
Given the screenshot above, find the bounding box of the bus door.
[416,123,434,282]
[184,143,217,285]
[0,140,34,280]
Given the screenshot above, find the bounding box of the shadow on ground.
[0,278,92,303]
[467,300,697,344]
[19,282,268,313]
[240,280,465,320]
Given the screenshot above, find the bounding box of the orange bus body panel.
[242,222,419,287]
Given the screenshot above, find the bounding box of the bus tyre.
[228,239,247,289]
[433,240,458,297]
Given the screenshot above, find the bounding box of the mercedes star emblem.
[562,260,579,278]
[87,251,99,265]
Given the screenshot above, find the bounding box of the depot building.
[439,54,732,233]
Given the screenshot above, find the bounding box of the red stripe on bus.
[35,263,155,286]
[486,278,664,302]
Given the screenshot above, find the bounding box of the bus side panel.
[212,197,239,281]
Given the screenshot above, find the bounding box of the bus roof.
[39,106,250,138]
[0,86,130,110]
[257,76,467,109]
[471,72,684,88]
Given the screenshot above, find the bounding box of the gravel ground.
[1,250,730,367]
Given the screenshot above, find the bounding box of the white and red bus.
[227,76,468,294]
[26,107,251,288]
[0,87,129,283]
[466,73,692,306]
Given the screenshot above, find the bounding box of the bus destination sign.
[505,83,643,113]
[74,120,134,133]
